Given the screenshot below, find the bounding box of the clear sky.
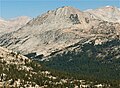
[0,0,120,19]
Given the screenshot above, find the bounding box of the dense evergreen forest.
[41,39,120,87]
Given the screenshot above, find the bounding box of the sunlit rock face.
[85,6,120,22]
[0,6,120,56]
[0,16,31,35]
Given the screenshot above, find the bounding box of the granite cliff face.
[0,6,120,57]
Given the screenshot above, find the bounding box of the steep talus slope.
[0,16,30,36]
[0,6,120,56]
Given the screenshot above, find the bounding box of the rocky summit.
[0,6,120,57]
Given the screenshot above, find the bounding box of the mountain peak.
[61,6,73,8]
[55,6,81,14]
[57,6,77,9]
[0,16,31,35]
[98,6,119,11]
[105,6,118,9]
[61,6,80,10]
[0,6,120,56]
[105,5,115,8]
[86,6,120,22]
[9,16,31,21]
[28,6,82,26]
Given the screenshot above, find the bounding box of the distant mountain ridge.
[86,6,120,22]
[0,6,120,87]
[0,16,31,35]
[0,6,120,56]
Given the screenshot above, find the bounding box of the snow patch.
[106,5,111,7]
[118,8,120,11]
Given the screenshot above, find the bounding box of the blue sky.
[0,0,120,19]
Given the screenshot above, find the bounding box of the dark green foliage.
[42,39,120,87]
[0,39,120,87]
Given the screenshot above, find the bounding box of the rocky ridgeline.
[85,6,120,23]
[0,16,30,35]
[0,6,120,57]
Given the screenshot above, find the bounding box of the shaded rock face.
[24,52,44,59]
[0,6,120,56]
[69,14,80,24]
